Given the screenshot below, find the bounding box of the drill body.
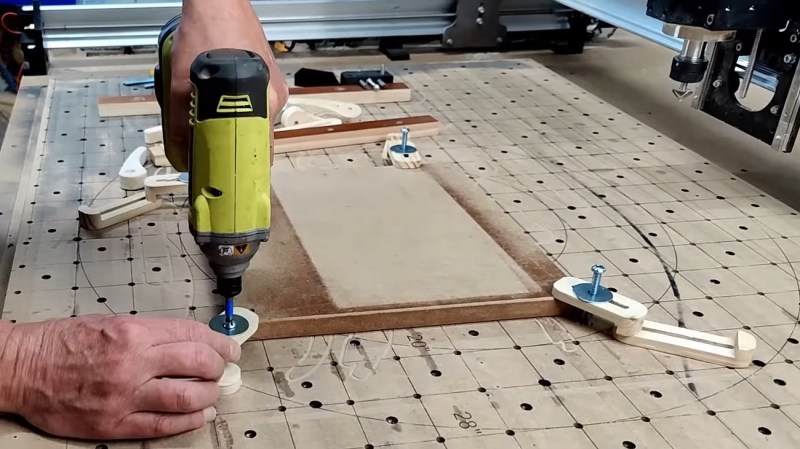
[154,17,271,334]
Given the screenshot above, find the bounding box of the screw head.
[785,54,797,64]
[735,42,743,52]
[771,105,781,115]
[712,79,723,88]
[591,264,606,275]
[446,38,454,45]
[792,34,799,44]
[476,18,484,25]
[705,14,715,26]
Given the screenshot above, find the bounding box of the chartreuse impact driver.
[154,16,271,337]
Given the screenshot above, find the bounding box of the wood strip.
[98,95,158,117]
[274,116,440,154]
[96,82,411,118]
[252,296,563,339]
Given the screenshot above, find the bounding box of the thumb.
[119,407,216,439]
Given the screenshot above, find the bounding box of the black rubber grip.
[190,49,270,122]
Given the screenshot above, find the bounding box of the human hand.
[1,315,240,440]
[168,0,289,170]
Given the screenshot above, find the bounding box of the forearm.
[0,321,20,413]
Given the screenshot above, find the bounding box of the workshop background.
[2,1,800,449]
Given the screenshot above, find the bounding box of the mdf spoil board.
[2,58,800,449]
[242,165,561,339]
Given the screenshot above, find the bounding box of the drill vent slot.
[203,186,223,198]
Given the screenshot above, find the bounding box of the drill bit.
[223,297,236,330]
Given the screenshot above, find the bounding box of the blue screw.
[590,264,606,298]
[400,127,409,152]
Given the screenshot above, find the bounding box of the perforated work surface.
[2,59,800,449]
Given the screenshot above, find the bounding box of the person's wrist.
[184,0,255,14]
[0,321,20,413]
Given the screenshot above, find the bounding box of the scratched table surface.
[2,57,800,449]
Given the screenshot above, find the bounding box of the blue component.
[225,297,234,321]
[573,283,613,303]
[123,77,154,87]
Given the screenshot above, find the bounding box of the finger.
[136,378,219,413]
[146,318,241,363]
[146,342,226,380]
[118,407,216,439]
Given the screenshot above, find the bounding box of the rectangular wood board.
[241,166,564,339]
[97,82,412,117]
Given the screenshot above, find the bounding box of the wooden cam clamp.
[552,265,756,368]
[216,307,259,395]
[382,127,422,169]
[79,173,188,231]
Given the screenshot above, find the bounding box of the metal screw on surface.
[736,42,743,52]
[380,64,385,75]
[590,265,606,298]
[785,54,797,64]
[712,79,723,88]
[476,17,484,25]
[366,78,380,91]
[400,127,410,152]
[771,105,781,115]
[446,38,454,45]
[497,36,503,43]
[706,14,715,26]
[477,5,485,14]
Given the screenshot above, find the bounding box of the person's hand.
[167,0,289,170]
[1,315,240,440]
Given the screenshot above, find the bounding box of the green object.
[154,16,272,302]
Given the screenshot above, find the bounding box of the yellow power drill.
[154,16,271,336]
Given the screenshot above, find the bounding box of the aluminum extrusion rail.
[24,0,569,50]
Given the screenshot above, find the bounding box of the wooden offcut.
[97,83,412,117]
[240,166,563,339]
